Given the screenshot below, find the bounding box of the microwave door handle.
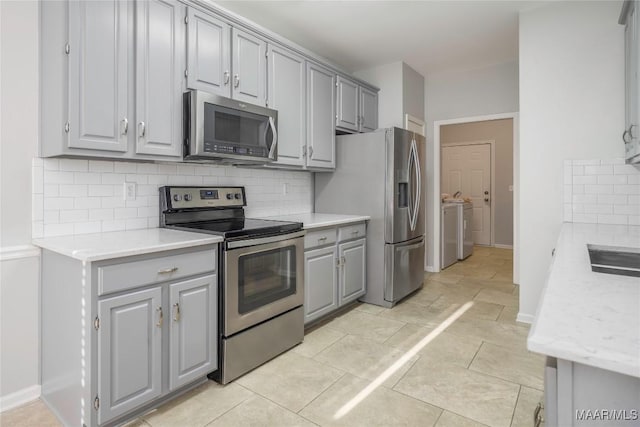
[267,116,278,160]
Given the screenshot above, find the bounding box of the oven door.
[224,231,304,336]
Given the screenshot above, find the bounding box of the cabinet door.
[232,28,267,106]
[307,62,336,169]
[626,3,640,163]
[338,238,366,306]
[268,44,306,167]
[97,287,162,424]
[336,76,359,132]
[68,0,129,152]
[304,246,338,324]
[186,8,231,97]
[135,0,185,157]
[169,275,217,390]
[359,86,378,133]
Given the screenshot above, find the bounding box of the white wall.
[402,62,425,123]
[424,61,519,270]
[519,1,625,320]
[0,0,41,409]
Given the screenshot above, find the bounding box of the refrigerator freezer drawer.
[384,236,425,304]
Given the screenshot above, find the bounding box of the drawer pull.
[158,267,178,275]
[351,230,359,235]
[156,307,163,328]
[173,303,180,322]
[318,237,327,242]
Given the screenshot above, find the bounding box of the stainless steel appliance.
[159,186,303,384]
[441,203,458,269]
[183,90,278,164]
[457,202,474,260]
[315,127,426,307]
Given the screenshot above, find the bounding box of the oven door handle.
[226,230,305,249]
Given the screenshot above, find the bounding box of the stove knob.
[184,194,192,202]
[226,193,233,200]
[234,193,242,200]
[173,194,182,202]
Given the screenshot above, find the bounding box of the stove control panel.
[162,186,245,210]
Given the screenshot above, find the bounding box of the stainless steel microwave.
[183,90,278,164]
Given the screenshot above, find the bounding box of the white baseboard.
[516,313,534,324]
[493,244,513,250]
[425,265,438,273]
[0,385,41,412]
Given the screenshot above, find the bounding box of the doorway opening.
[431,113,519,284]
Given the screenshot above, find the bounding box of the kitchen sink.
[587,244,640,278]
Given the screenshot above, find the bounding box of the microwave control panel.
[204,143,268,158]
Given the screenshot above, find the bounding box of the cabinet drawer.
[304,228,337,249]
[98,248,216,296]
[338,222,366,241]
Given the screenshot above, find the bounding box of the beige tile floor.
[1,246,544,427]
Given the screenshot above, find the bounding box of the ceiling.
[215,1,541,77]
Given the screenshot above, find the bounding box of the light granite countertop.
[527,222,640,378]
[261,213,370,230]
[33,228,223,262]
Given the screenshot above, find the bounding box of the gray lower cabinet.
[40,245,218,427]
[303,223,367,325]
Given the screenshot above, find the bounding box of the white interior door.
[441,143,492,246]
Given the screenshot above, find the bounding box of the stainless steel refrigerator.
[315,127,425,307]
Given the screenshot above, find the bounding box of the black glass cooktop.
[173,218,302,240]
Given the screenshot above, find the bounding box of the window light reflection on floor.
[332,301,475,420]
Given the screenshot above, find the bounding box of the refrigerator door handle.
[408,139,420,231]
[407,145,415,229]
[412,139,422,232]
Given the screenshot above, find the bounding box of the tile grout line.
[508,385,523,427]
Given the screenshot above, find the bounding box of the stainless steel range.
[159,186,304,384]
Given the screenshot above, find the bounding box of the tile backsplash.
[563,158,639,225]
[32,158,313,238]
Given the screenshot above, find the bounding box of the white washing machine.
[457,202,474,260]
[441,203,458,269]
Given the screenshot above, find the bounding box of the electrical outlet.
[283,182,289,195]
[124,182,136,201]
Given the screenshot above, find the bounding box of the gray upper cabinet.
[307,62,336,170]
[231,28,267,106]
[621,1,640,164]
[135,0,185,158]
[304,245,338,324]
[336,76,359,132]
[186,8,231,97]
[267,44,306,167]
[97,287,163,424]
[338,238,366,306]
[68,0,129,153]
[169,275,217,391]
[359,86,378,132]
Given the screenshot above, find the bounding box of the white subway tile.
[573,175,596,185]
[88,185,114,197]
[572,213,597,224]
[44,223,74,237]
[32,166,43,194]
[59,159,88,172]
[44,170,74,184]
[614,205,640,215]
[101,196,126,209]
[147,195,159,207]
[137,185,158,197]
[59,184,88,197]
[597,175,627,185]
[102,220,127,232]
[584,184,613,195]
[571,165,584,176]
[113,184,124,197]
[157,163,177,175]
[572,204,584,214]
[32,221,44,239]
[32,157,44,167]
[32,195,43,221]
[573,194,598,204]
[125,197,149,208]
[628,195,639,205]
[584,204,612,214]
[563,204,572,222]
[136,163,158,174]
[193,165,212,176]
[74,172,101,185]
[628,216,640,225]
[114,162,138,173]
[627,174,640,185]
[600,158,625,165]
[74,221,102,234]
[114,207,138,219]
[148,175,169,185]
[44,184,59,197]
[89,160,114,173]
[573,159,600,166]
[168,175,187,185]
[597,214,628,225]
[597,194,627,205]
[137,206,156,218]
[126,174,148,184]
[59,209,89,223]
[101,173,126,185]
[148,216,160,228]
[125,218,148,230]
[43,210,59,224]
[44,197,74,210]
[89,208,114,221]
[43,159,59,170]
[613,184,639,195]
[613,164,639,175]
[184,175,203,185]
[202,176,218,186]
[585,165,613,175]
[74,198,101,209]
[177,164,195,175]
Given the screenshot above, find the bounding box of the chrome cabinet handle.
[233,74,240,88]
[156,307,163,328]
[341,256,346,265]
[138,121,146,138]
[121,118,128,135]
[173,303,180,321]
[158,267,178,275]
[224,70,230,85]
[308,146,314,158]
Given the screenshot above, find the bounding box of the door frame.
[430,112,519,286]
[440,140,496,247]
